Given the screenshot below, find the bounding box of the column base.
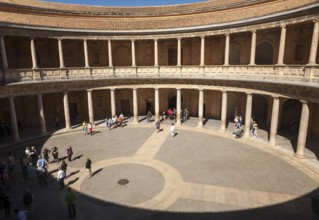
[197,123,203,128]
[295,153,306,159]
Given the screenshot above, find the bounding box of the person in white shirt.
[170,123,176,137]
[57,168,65,189]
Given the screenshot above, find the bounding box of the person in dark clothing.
[3,194,11,217]
[85,158,92,178]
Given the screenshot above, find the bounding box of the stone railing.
[3,65,319,85]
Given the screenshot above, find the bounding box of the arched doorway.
[252,95,268,129]
[229,42,241,65]
[113,46,131,66]
[281,99,302,134]
[256,41,274,65]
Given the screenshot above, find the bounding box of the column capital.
[110,87,116,91]
[200,35,205,39]
[221,89,228,93]
[154,38,158,42]
[198,88,204,91]
[225,32,230,36]
[8,95,15,100]
[177,37,182,40]
[83,39,87,42]
[313,19,319,23]
[132,87,138,91]
[63,90,68,94]
[300,100,308,104]
[87,89,93,92]
[131,39,136,42]
[280,23,286,29]
[271,95,280,99]
[245,92,253,95]
[251,29,257,34]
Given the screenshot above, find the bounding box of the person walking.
[66,146,73,162]
[82,121,88,135]
[61,160,68,178]
[155,119,161,133]
[42,147,51,163]
[52,146,59,163]
[3,194,11,217]
[85,158,92,178]
[147,110,152,122]
[57,168,66,190]
[65,187,76,219]
[88,123,93,136]
[22,189,34,219]
[170,123,176,137]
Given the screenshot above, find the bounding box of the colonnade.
[1,21,319,71]
[4,87,310,158]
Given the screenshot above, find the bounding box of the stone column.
[84,39,89,68]
[37,94,47,135]
[197,89,204,128]
[131,40,136,67]
[63,91,71,130]
[249,30,257,65]
[0,35,8,71]
[277,24,286,65]
[269,96,280,146]
[244,93,253,137]
[176,88,181,125]
[155,88,159,121]
[110,89,116,117]
[30,38,38,69]
[308,20,319,65]
[220,91,228,131]
[108,39,113,67]
[224,33,230,66]
[133,88,139,124]
[296,101,310,157]
[87,90,94,125]
[8,96,20,142]
[177,37,182,66]
[58,39,64,68]
[154,39,159,67]
[200,36,205,66]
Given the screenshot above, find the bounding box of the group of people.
[106,114,124,130]
[82,121,93,135]
[232,115,259,138]
[162,108,189,123]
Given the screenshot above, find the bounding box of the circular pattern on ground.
[80,163,165,206]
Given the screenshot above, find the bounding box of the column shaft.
[133,88,138,124]
[224,34,230,65]
[8,97,20,142]
[84,39,89,68]
[87,90,94,124]
[220,91,228,131]
[176,89,181,124]
[58,39,64,68]
[244,93,253,137]
[269,97,280,146]
[200,36,205,66]
[108,40,113,67]
[63,92,71,130]
[110,89,116,117]
[296,101,310,156]
[198,90,204,128]
[131,40,136,67]
[308,20,319,65]
[30,38,38,69]
[155,88,159,121]
[154,39,159,67]
[37,94,47,135]
[177,38,181,66]
[249,30,257,65]
[0,36,8,70]
[277,25,286,65]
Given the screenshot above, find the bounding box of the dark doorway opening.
[120,100,130,115]
[146,101,152,114]
[168,96,176,109]
[69,103,78,123]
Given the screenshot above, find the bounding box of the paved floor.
[0,118,319,219]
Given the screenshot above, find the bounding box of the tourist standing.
[65,187,76,219]
[170,123,176,137]
[66,146,73,162]
[22,189,34,219]
[42,147,51,163]
[57,168,66,190]
[88,123,93,136]
[85,158,92,178]
[3,194,11,217]
[52,146,59,163]
[155,119,161,133]
[61,160,68,178]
